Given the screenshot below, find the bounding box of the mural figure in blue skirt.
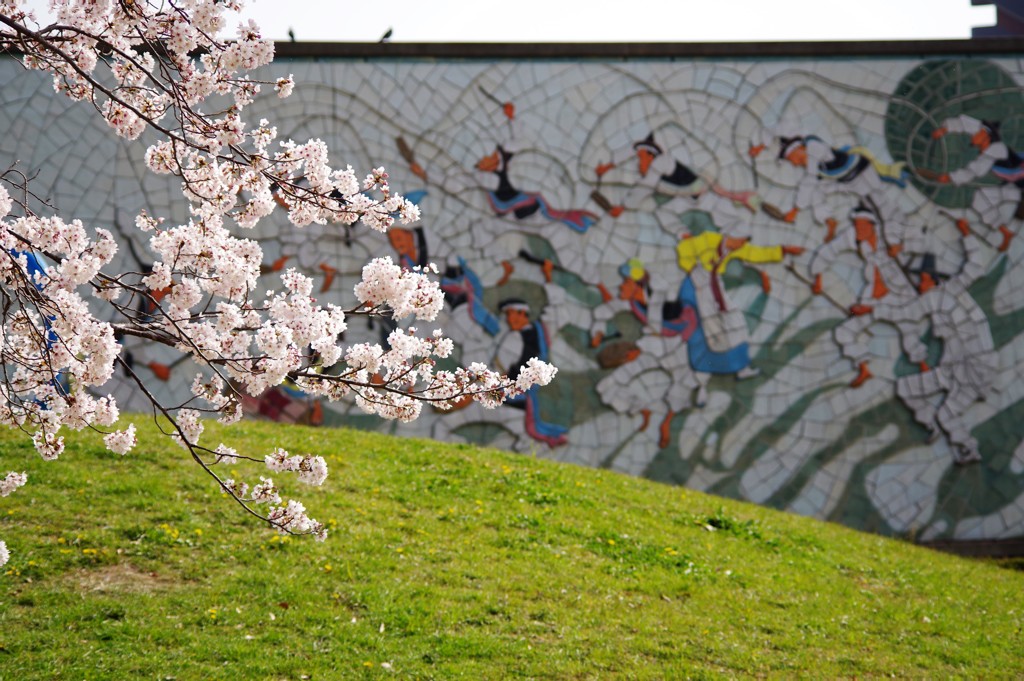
[494,298,568,447]
[673,230,803,389]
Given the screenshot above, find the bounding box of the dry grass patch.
[73,563,177,594]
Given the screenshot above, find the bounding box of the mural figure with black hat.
[864,218,996,464]
[492,297,569,447]
[808,201,919,388]
[929,115,1022,252]
[593,132,759,226]
[476,144,598,233]
[592,258,701,450]
[758,134,910,239]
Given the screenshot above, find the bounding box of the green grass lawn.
[1,417,1022,679]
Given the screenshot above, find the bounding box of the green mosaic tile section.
[886,59,1024,208]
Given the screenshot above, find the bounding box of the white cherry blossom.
[0,0,557,564]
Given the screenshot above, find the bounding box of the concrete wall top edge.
[270,38,1024,60]
[3,38,1020,61]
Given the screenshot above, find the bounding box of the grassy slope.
[0,418,1022,679]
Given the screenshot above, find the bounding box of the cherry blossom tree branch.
[0,0,557,568]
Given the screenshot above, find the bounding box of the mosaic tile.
[5,50,1024,543]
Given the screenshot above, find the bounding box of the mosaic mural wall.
[4,50,1024,543]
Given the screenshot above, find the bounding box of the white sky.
[238,0,996,43]
[19,0,998,43]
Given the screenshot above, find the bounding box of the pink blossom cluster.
[0,0,557,561]
[219,475,326,540]
[1,473,24,566]
[266,499,326,541]
[264,448,329,486]
[354,257,445,321]
[0,471,26,497]
[103,424,137,455]
[515,357,560,393]
[0,184,123,464]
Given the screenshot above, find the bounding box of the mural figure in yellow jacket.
[671,231,803,378]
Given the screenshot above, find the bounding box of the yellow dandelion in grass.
[323,564,333,573]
